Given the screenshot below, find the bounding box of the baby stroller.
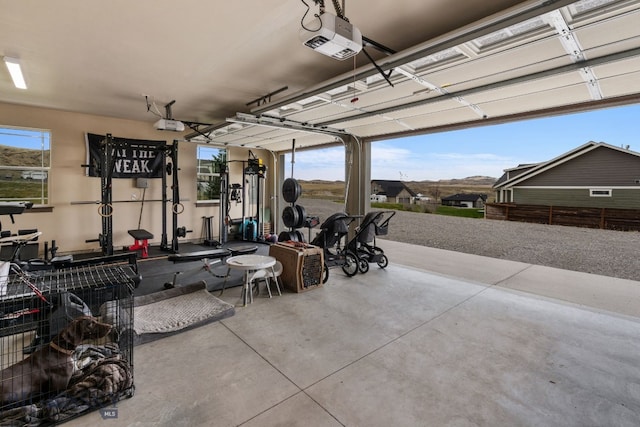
[310,212,360,283]
[347,210,395,273]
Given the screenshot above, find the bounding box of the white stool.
[263,260,283,297]
[225,254,276,306]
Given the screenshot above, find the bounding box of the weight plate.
[294,229,305,243]
[278,231,296,242]
[294,204,306,228]
[282,178,302,203]
[282,206,299,228]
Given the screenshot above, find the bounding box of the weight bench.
[128,229,153,258]
[166,245,257,263]
[164,245,258,288]
[167,248,231,263]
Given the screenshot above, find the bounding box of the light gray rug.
[131,281,235,345]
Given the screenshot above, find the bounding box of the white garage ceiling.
[2,0,640,152]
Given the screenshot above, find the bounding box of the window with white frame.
[196,145,226,202]
[590,188,612,197]
[0,126,50,204]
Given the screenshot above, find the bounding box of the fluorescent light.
[3,57,27,89]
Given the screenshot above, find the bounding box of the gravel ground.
[299,198,639,281]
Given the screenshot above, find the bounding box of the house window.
[590,189,612,197]
[0,126,50,205]
[196,145,226,202]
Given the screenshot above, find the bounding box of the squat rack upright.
[86,134,184,255]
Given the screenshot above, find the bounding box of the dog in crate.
[0,316,112,404]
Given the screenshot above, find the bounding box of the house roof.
[494,141,640,189]
[493,163,540,187]
[371,180,417,198]
[441,193,488,202]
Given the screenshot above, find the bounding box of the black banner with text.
[85,133,167,178]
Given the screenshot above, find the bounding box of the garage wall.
[0,101,275,255]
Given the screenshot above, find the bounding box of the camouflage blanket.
[0,343,133,426]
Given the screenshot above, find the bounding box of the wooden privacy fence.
[485,203,640,231]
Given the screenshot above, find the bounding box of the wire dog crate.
[1,262,136,425]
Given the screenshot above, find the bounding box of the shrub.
[435,206,485,218]
[370,202,484,218]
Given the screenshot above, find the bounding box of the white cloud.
[281,144,518,181]
[371,145,413,162]
[431,152,513,162]
[371,146,515,180]
[284,147,346,180]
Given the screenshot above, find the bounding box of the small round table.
[224,254,276,306]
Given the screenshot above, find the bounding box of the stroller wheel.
[358,258,369,273]
[322,263,329,284]
[377,254,389,269]
[341,251,358,277]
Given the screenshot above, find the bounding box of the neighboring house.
[441,193,487,208]
[371,180,417,204]
[493,141,640,209]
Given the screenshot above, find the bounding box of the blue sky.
[0,128,50,151]
[285,103,640,181]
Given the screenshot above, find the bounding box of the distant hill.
[299,176,497,186]
[0,144,49,167]
[298,176,497,202]
[405,176,497,186]
[298,180,345,198]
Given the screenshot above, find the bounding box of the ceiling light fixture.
[3,57,27,89]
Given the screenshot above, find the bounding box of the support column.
[343,135,370,219]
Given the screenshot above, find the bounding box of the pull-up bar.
[70,199,189,205]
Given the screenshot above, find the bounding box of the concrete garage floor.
[65,241,640,427]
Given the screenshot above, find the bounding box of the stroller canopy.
[311,212,351,248]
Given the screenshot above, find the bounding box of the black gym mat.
[70,241,271,297]
[133,242,271,297]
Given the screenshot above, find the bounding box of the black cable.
[300,0,322,32]
[144,95,163,118]
[332,0,346,20]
